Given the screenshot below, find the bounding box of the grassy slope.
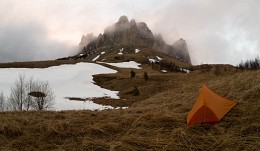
[0,62,259,150]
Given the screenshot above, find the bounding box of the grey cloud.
[143,0,260,65]
[0,0,259,65]
[0,21,76,62]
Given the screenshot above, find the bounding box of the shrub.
[214,66,221,75]
[132,86,139,96]
[143,71,148,81]
[130,70,136,78]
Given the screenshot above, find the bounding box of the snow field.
[0,61,141,110]
[0,63,119,111]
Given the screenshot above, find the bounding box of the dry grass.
[0,61,259,150]
[0,59,88,68]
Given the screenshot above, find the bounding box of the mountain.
[79,16,191,64]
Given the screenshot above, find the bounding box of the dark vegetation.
[0,60,84,68]
[143,71,148,81]
[237,56,260,70]
[130,70,136,78]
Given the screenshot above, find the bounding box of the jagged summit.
[79,16,191,64]
[118,15,129,24]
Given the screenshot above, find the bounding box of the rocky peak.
[172,38,191,64]
[118,15,129,24]
[129,19,136,26]
[154,34,166,48]
[79,33,96,49]
[116,16,130,32]
[79,16,191,64]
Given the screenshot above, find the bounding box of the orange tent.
[187,85,237,125]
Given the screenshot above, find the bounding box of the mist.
[0,0,259,65]
[0,21,76,62]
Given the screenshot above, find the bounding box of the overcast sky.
[0,0,259,65]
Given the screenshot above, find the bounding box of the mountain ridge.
[79,16,191,64]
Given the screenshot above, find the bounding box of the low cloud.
[0,0,259,65]
[144,0,260,65]
[0,20,76,62]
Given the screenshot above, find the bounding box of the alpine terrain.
[0,15,259,151]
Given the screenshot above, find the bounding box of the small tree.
[132,86,139,96]
[214,66,221,75]
[29,80,55,110]
[8,74,55,111]
[143,71,148,81]
[25,76,34,110]
[130,70,136,78]
[0,92,5,112]
[9,74,26,110]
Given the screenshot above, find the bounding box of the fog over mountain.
[0,0,259,65]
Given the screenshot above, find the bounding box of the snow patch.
[156,56,163,61]
[92,55,100,61]
[115,106,129,110]
[98,61,141,69]
[118,48,124,55]
[101,52,105,55]
[161,70,167,73]
[0,63,120,111]
[180,68,190,73]
[149,58,158,63]
[135,49,140,53]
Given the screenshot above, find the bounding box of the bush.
[130,70,136,78]
[237,56,260,70]
[0,92,6,111]
[143,71,148,81]
[214,66,221,75]
[8,75,55,111]
[132,86,139,96]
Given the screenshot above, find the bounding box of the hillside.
[0,61,259,150]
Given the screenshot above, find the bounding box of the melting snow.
[181,68,190,73]
[0,63,120,111]
[149,58,158,63]
[156,56,163,61]
[101,52,105,55]
[135,49,140,53]
[98,61,141,69]
[161,70,167,73]
[92,55,100,62]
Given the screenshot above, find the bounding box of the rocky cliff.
[79,16,191,64]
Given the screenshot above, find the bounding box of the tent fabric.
[187,85,237,125]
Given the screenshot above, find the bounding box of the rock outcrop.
[79,15,191,64]
[172,39,191,64]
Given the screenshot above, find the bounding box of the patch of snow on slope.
[135,49,140,53]
[161,70,167,73]
[156,56,163,61]
[118,48,124,55]
[180,68,190,73]
[0,63,119,111]
[149,58,158,63]
[99,61,141,69]
[101,52,105,55]
[92,55,100,61]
